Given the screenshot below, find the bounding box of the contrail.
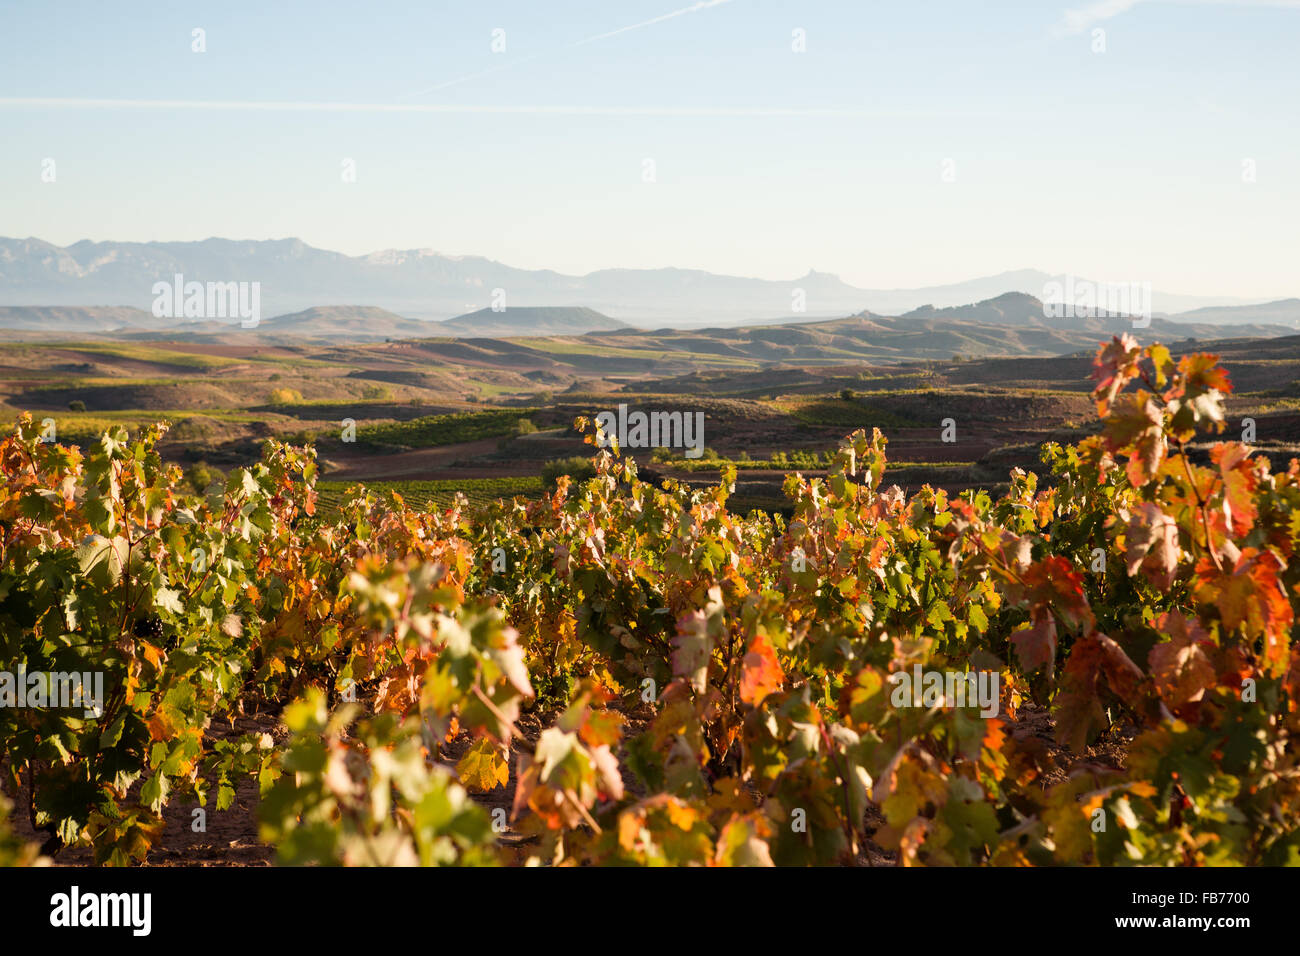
[401,0,738,98]
[570,0,736,47]
[0,97,1028,119]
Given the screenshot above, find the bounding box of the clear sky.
[1,0,1297,296]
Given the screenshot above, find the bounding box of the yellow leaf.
[141,642,165,670]
[667,798,700,831]
[456,737,509,792]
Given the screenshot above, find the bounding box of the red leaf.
[1053,634,1107,750]
[1011,610,1058,678]
[1091,334,1142,417]
[1022,556,1094,634]
[1055,633,1146,750]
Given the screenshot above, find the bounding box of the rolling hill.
[0,305,164,333]
[891,292,1291,339]
[258,306,439,341]
[1164,298,1300,327]
[437,306,631,337]
[0,290,1291,361]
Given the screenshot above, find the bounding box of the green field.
[359,408,540,448]
[28,342,245,369]
[314,476,545,514]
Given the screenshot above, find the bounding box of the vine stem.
[817,722,862,865]
[183,490,248,602]
[1134,363,1225,574]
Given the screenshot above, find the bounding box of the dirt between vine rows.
[6,702,1134,867]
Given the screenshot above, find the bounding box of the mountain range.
[2,236,1291,326]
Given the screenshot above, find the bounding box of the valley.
[4,302,1297,516]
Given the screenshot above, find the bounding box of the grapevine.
[1,335,1296,866]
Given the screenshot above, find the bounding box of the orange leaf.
[1211,442,1258,537]
[1124,503,1180,589]
[141,642,166,670]
[1195,548,1293,674]
[147,711,175,742]
[738,632,784,706]
[1149,611,1215,707]
[1104,391,1166,487]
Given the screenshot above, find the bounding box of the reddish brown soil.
[327,438,540,481]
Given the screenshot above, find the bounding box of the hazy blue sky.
[1,0,1297,296]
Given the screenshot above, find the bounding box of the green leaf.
[154,587,184,614]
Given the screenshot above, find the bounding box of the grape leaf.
[456,737,509,793]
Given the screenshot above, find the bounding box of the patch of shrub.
[185,461,224,494]
[541,456,597,489]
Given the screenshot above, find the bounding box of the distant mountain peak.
[983,290,1042,304]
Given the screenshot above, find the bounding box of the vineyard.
[313,477,545,517]
[1,335,1297,866]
